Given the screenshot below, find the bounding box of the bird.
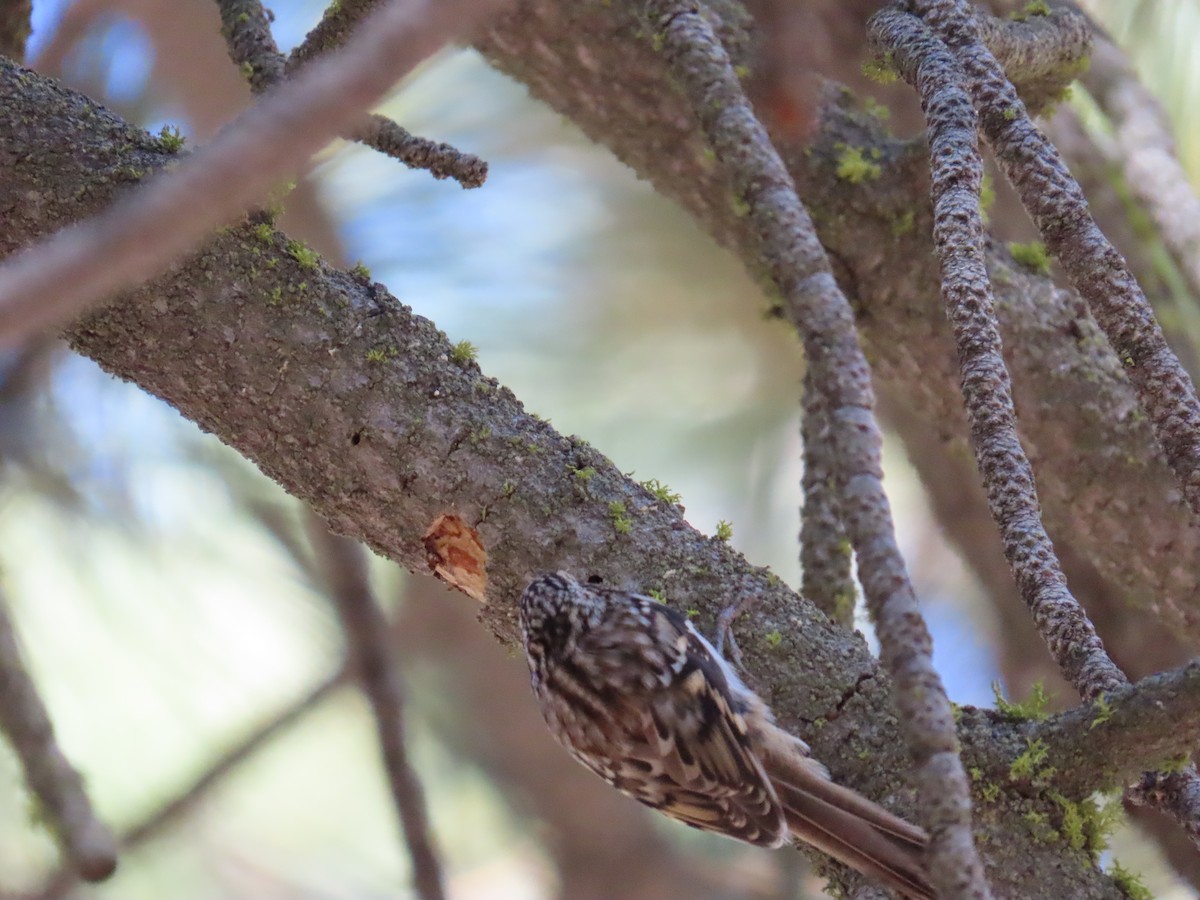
[519,571,933,900]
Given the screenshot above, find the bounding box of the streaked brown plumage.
[519,571,933,900]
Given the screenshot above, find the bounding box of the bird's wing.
[576,598,789,847]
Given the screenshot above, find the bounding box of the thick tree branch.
[974,5,1089,113]
[1033,662,1200,798]
[0,60,882,763]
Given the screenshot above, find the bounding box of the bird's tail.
[762,740,933,899]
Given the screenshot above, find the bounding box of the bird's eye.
[586,574,604,584]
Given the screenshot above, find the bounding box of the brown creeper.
[519,572,932,900]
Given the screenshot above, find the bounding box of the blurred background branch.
[33,669,348,900]
[306,519,446,900]
[0,589,116,883]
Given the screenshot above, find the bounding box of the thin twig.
[217,0,487,187]
[800,367,855,628]
[215,0,286,91]
[642,3,991,896]
[0,590,117,882]
[288,0,382,69]
[0,0,508,347]
[35,669,347,900]
[350,116,489,188]
[912,0,1200,524]
[307,519,445,900]
[126,676,345,848]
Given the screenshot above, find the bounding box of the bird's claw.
[714,596,753,670]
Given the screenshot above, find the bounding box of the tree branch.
[882,1,1200,848]
[869,1,1123,704]
[913,0,1200,524]
[800,367,855,628]
[35,669,347,899]
[216,0,487,187]
[1032,662,1200,798]
[215,0,286,91]
[0,0,505,348]
[288,0,382,69]
[0,591,116,882]
[307,522,446,900]
[974,5,1089,113]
